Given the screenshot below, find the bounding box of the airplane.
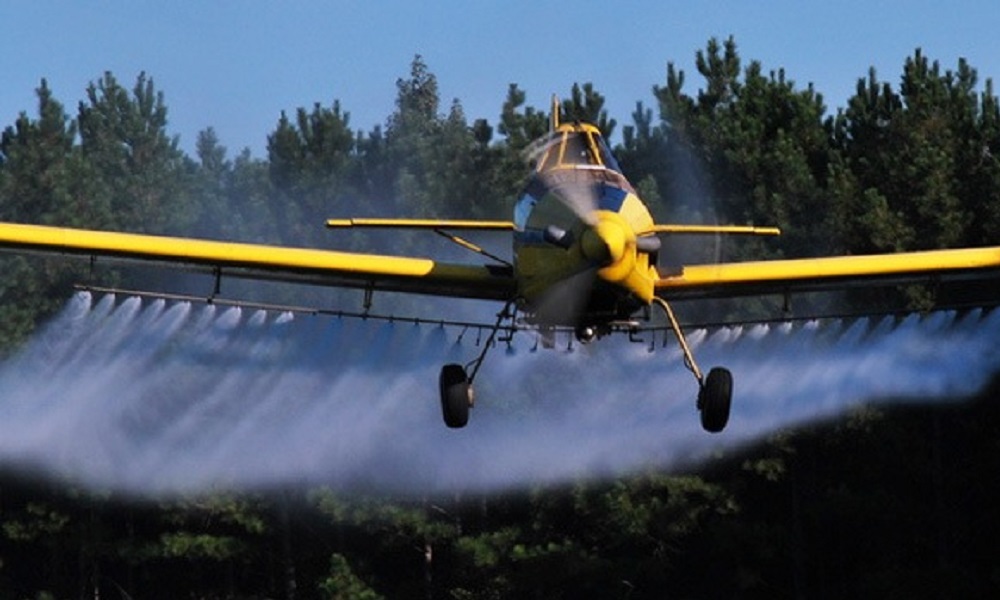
[1,97,999,433]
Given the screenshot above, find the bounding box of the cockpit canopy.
[531,123,622,174]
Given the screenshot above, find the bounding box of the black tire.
[699,367,733,433]
[439,364,472,428]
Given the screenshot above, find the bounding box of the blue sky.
[3,1,999,158]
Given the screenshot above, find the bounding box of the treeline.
[0,38,999,597]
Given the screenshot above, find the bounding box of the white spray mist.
[0,292,997,498]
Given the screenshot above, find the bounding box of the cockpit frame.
[532,123,622,174]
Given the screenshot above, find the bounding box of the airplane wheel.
[698,367,732,433]
[439,364,472,428]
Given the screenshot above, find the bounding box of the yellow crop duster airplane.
[1,100,999,433]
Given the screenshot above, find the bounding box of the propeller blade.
[536,171,598,226]
[532,266,598,328]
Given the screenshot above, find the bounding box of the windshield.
[562,132,595,166]
[590,132,622,173]
[533,129,623,173]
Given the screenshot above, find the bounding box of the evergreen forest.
[0,38,999,598]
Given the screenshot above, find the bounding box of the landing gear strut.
[438,301,515,429]
[653,297,733,433]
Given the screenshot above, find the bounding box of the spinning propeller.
[531,171,656,336]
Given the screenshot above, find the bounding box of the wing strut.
[432,229,512,268]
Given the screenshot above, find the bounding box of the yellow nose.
[581,219,627,264]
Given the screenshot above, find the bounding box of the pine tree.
[76,72,190,234]
[266,100,356,245]
[0,81,106,349]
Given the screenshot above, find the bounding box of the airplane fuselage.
[512,123,660,329]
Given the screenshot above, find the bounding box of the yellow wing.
[657,246,1000,299]
[326,218,515,230]
[643,224,781,236]
[0,222,516,301]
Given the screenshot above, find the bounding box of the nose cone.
[581,219,627,264]
[579,211,644,285]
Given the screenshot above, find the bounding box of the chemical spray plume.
[0,292,997,498]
